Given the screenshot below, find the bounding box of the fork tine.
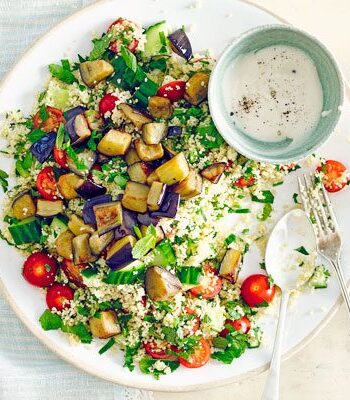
[320,183,338,231]
[297,177,309,211]
[310,173,333,234]
[302,174,323,237]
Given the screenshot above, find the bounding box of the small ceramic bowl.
[208,24,344,164]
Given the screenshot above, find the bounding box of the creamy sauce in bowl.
[224,45,323,143]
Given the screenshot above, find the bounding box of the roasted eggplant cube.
[89,231,114,255]
[181,173,203,199]
[146,170,159,186]
[147,181,167,211]
[58,173,84,200]
[200,162,226,184]
[125,147,141,166]
[70,114,91,145]
[106,235,137,270]
[219,249,242,283]
[148,96,173,119]
[184,72,209,105]
[68,215,95,236]
[145,266,182,301]
[173,169,198,198]
[12,193,36,220]
[36,199,64,217]
[76,180,107,199]
[93,201,123,235]
[119,103,152,130]
[97,129,132,156]
[154,152,189,185]
[89,311,121,339]
[134,139,164,162]
[142,122,168,145]
[122,182,150,213]
[84,109,103,130]
[55,230,75,260]
[150,192,180,218]
[140,224,164,243]
[66,149,97,178]
[127,162,152,184]
[79,60,114,88]
[72,233,95,264]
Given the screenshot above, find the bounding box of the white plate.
[0,0,349,392]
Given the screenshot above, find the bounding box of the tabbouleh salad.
[0,18,341,378]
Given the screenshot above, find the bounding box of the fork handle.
[330,258,350,317]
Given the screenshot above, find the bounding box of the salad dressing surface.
[224,45,323,143]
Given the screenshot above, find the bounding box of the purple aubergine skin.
[76,180,107,199]
[150,192,180,218]
[82,194,112,224]
[30,132,57,163]
[63,106,87,121]
[167,126,182,137]
[137,212,160,226]
[106,242,134,270]
[114,209,138,239]
[65,116,79,143]
[168,29,193,60]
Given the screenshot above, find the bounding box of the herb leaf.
[99,338,115,355]
[49,59,77,84]
[295,246,309,255]
[197,123,224,149]
[120,45,137,72]
[0,169,9,192]
[251,190,274,204]
[61,323,92,343]
[55,123,66,149]
[39,309,63,330]
[132,224,157,259]
[257,203,273,221]
[28,128,46,143]
[89,34,112,61]
[139,356,179,379]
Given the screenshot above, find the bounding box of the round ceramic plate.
[0,0,349,392]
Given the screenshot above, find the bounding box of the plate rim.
[0,0,348,392]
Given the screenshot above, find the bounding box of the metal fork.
[298,174,350,316]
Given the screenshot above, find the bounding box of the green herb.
[38,90,46,103]
[212,336,229,349]
[87,130,103,151]
[145,58,167,72]
[257,203,273,221]
[211,331,248,364]
[133,226,142,239]
[89,33,113,61]
[161,326,177,343]
[28,128,46,143]
[225,300,256,319]
[154,301,172,313]
[99,338,115,355]
[65,143,86,170]
[39,309,63,330]
[55,123,65,149]
[273,181,284,187]
[120,45,137,72]
[77,306,90,317]
[61,323,92,343]
[225,233,237,247]
[228,208,251,214]
[39,105,49,122]
[177,266,202,285]
[251,190,274,204]
[119,314,132,335]
[268,274,275,287]
[0,169,9,192]
[80,267,98,278]
[98,300,122,311]
[124,343,140,371]
[295,246,309,255]
[158,31,169,54]
[132,224,157,259]
[49,59,77,84]
[259,262,266,270]
[254,300,269,308]
[196,123,224,149]
[16,152,33,177]
[139,357,179,379]
[292,193,300,204]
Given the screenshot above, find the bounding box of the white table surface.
[156,2,350,399]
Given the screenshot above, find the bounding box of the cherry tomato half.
[107,18,139,54]
[23,252,58,287]
[190,267,222,299]
[234,176,255,188]
[36,166,60,200]
[99,93,119,116]
[220,316,251,337]
[33,106,64,132]
[241,274,276,307]
[178,338,211,368]
[157,81,186,103]
[61,259,87,288]
[46,283,74,311]
[316,159,348,193]
[184,307,200,335]
[53,146,69,169]
[143,341,177,360]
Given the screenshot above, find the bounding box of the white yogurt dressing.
[224,45,323,143]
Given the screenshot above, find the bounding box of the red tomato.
[178,338,211,368]
[99,93,119,116]
[316,160,348,193]
[61,259,87,287]
[190,267,222,299]
[46,283,74,311]
[33,106,64,132]
[220,316,251,337]
[241,274,276,307]
[225,160,233,170]
[157,81,186,102]
[143,341,177,360]
[22,252,58,287]
[53,146,69,169]
[184,307,200,334]
[234,176,255,188]
[107,18,139,53]
[36,166,60,200]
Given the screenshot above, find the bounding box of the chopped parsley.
[132,225,157,259]
[39,309,63,330]
[99,338,115,355]
[251,190,274,204]
[0,169,9,192]
[295,246,310,256]
[257,203,273,221]
[49,59,77,84]
[139,357,179,379]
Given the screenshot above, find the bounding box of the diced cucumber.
[147,240,176,267]
[143,21,171,58]
[247,327,262,349]
[309,265,330,289]
[212,336,229,350]
[8,217,42,245]
[50,216,68,237]
[104,261,145,285]
[177,266,202,285]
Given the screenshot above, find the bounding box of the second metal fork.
[298,174,350,316]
